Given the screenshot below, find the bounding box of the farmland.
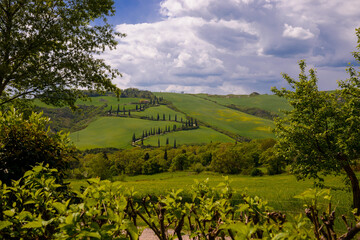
[155,92,275,139]
[34,91,288,150]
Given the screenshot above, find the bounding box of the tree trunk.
[342,161,360,215]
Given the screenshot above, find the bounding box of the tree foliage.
[0,0,123,107]
[0,108,75,184]
[272,28,360,213]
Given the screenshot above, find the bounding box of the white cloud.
[283,24,314,40]
[101,0,360,94]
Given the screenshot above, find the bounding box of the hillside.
[35,91,290,150]
[155,92,275,140]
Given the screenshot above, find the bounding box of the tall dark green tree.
[164,149,168,160]
[132,133,136,143]
[0,0,123,108]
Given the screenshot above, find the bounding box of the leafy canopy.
[271,27,360,213]
[0,0,123,108]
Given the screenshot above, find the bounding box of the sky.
[99,0,360,94]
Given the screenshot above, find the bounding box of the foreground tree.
[0,0,123,107]
[272,28,360,214]
[0,108,75,184]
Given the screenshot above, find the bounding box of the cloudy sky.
[100,0,360,94]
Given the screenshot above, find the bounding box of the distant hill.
[35,90,291,150]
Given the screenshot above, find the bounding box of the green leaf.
[0,221,12,230]
[17,211,32,220]
[123,219,139,240]
[22,220,42,229]
[52,202,66,213]
[78,231,101,239]
[3,209,15,217]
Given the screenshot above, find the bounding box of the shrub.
[250,168,264,176]
[0,108,75,184]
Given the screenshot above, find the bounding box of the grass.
[132,105,187,120]
[196,94,292,115]
[69,117,183,150]
[155,93,275,139]
[143,126,234,146]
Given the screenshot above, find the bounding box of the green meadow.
[155,92,275,139]
[143,126,234,146]
[132,105,187,120]
[69,117,183,150]
[196,94,292,115]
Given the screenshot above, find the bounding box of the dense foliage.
[272,58,360,213]
[1,164,359,239]
[66,139,285,179]
[0,108,75,184]
[0,0,122,108]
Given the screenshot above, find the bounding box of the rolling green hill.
[196,94,291,115]
[33,91,292,150]
[132,105,187,120]
[155,92,275,139]
[69,117,183,150]
[143,126,234,146]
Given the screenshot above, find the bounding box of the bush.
[0,108,76,184]
[250,168,264,176]
[190,162,205,174]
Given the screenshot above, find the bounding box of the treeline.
[120,88,154,98]
[66,139,285,179]
[82,88,154,99]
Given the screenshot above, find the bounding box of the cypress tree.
[136,105,138,111]
[157,113,160,121]
[175,114,177,122]
[117,104,120,116]
[128,110,130,116]
[173,124,176,131]
[166,138,169,145]
[164,149,168,160]
[109,105,112,115]
[173,139,177,148]
[158,139,160,147]
[169,114,171,121]
[132,133,136,143]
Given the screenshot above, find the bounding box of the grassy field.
[155,92,275,139]
[143,126,234,146]
[196,94,292,115]
[67,171,352,232]
[132,105,187,120]
[69,117,183,150]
